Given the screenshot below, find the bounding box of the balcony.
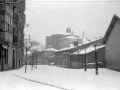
[0,4,13,17]
[0,30,13,43]
[13,36,18,43]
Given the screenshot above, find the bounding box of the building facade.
[103,15,120,71]
[46,34,64,49]
[59,35,82,49]
[0,0,25,71]
[46,27,81,49]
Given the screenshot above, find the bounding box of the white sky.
[25,0,120,45]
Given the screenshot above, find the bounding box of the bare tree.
[24,37,41,73]
[28,39,41,70]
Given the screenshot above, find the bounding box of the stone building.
[46,27,81,49]
[0,0,25,71]
[46,34,64,49]
[59,35,82,49]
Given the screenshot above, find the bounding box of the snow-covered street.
[0,65,120,90]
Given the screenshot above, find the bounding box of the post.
[82,55,83,68]
[48,46,51,65]
[31,53,33,70]
[1,50,4,71]
[25,49,27,73]
[95,45,98,75]
[84,49,87,71]
[36,53,38,69]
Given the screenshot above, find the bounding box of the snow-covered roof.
[83,37,103,45]
[55,45,74,52]
[44,47,58,52]
[72,45,105,55]
[65,36,80,39]
[68,44,74,47]
[52,32,72,36]
[60,35,80,40]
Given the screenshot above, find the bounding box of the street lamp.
[24,23,30,73]
[24,35,30,73]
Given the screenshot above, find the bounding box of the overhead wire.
[26,8,107,29]
[103,0,112,13]
[27,4,108,24]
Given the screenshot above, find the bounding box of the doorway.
[12,50,15,69]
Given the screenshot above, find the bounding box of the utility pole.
[94,44,98,75]
[25,49,27,73]
[84,49,87,71]
[31,53,34,70]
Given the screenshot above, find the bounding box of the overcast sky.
[25,0,120,45]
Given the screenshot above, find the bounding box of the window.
[8,24,10,32]
[10,18,13,25]
[2,46,8,65]
[5,49,8,64]
[4,14,13,33]
[5,23,8,31]
[0,45,2,65]
[13,28,15,36]
[6,23,8,31]
[0,46,8,65]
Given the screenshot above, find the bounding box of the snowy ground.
[0,65,120,90]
